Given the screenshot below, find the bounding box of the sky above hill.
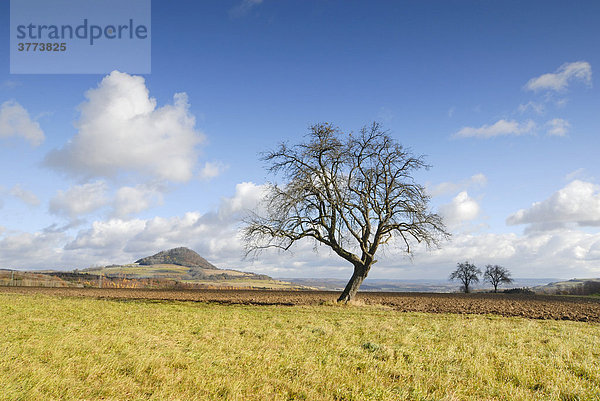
[1,0,599,280]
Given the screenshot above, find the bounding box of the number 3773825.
[17,43,67,51]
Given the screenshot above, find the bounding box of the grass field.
[89,264,191,278]
[1,293,599,400]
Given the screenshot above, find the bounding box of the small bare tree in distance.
[450,261,481,293]
[243,122,449,302]
[484,264,513,293]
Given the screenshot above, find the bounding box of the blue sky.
[1,0,599,279]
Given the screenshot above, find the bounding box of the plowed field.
[2,286,599,322]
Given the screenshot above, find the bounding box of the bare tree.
[243,122,449,302]
[450,261,481,293]
[483,264,513,293]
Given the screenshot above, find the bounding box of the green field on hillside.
[1,293,599,400]
[88,264,191,277]
[81,264,302,289]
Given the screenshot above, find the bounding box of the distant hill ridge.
[135,247,218,270]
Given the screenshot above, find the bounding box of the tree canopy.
[450,261,481,293]
[483,264,513,293]
[243,122,448,301]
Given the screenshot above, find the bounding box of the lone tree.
[450,261,481,293]
[483,264,513,293]
[243,122,448,302]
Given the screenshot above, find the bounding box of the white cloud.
[4,179,600,278]
[0,230,67,269]
[49,181,109,218]
[218,182,267,218]
[0,100,44,146]
[507,180,600,230]
[66,213,216,264]
[405,229,600,278]
[565,168,586,182]
[545,118,570,137]
[45,71,204,182]
[470,173,487,185]
[438,191,481,226]
[454,119,535,139]
[518,101,544,115]
[428,173,487,197]
[112,185,163,218]
[50,181,166,220]
[230,0,263,17]
[10,184,40,207]
[66,218,148,253]
[66,182,268,267]
[555,98,569,108]
[6,218,600,278]
[525,61,592,92]
[199,161,228,181]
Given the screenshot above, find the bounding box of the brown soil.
[1,286,599,323]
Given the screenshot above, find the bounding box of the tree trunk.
[338,264,369,302]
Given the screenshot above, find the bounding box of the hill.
[135,247,218,269]
[82,247,307,290]
[0,248,309,290]
[533,278,600,296]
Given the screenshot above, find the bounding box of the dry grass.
[1,293,599,400]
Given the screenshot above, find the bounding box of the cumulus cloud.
[6,218,600,277]
[545,118,570,137]
[405,229,600,278]
[438,191,481,226]
[199,161,228,181]
[507,180,600,231]
[4,179,600,278]
[0,230,67,269]
[525,61,592,92]
[45,71,204,182]
[0,100,44,146]
[66,218,148,253]
[112,185,163,218]
[49,181,109,218]
[454,119,535,139]
[10,184,40,206]
[428,174,487,197]
[218,181,267,218]
[66,182,268,266]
